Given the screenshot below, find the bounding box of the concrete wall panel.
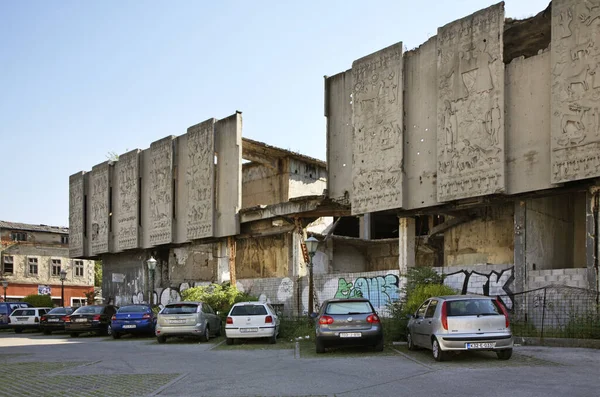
[287,158,327,199]
[68,172,85,258]
[437,3,506,201]
[148,136,175,245]
[215,113,242,237]
[551,0,600,183]
[404,37,439,209]
[90,162,111,255]
[236,234,291,278]
[325,70,353,202]
[113,149,141,252]
[175,134,189,244]
[506,52,552,194]
[351,42,404,214]
[185,118,216,240]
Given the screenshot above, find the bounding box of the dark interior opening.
[333,216,360,238]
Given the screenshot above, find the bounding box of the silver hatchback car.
[155,301,222,343]
[406,295,513,361]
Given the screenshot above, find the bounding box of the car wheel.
[269,332,277,345]
[374,337,384,352]
[43,329,52,336]
[70,332,79,338]
[316,339,326,354]
[226,337,234,345]
[157,335,167,344]
[496,348,513,360]
[14,328,23,334]
[432,337,447,362]
[407,332,416,351]
[200,326,210,342]
[112,332,121,340]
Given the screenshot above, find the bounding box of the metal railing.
[510,285,600,340]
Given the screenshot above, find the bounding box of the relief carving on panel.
[351,43,404,215]
[90,163,110,254]
[436,4,505,202]
[115,150,140,251]
[551,0,600,183]
[69,173,84,258]
[149,137,174,246]
[186,119,215,240]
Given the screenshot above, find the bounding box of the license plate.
[76,318,88,322]
[169,320,186,324]
[16,317,28,321]
[123,325,136,329]
[339,332,362,338]
[48,319,59,322]
[466,342,496,349]
[240,328,258,333]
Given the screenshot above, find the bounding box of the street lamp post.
[59,269,67,307]
[305,236,319,315]
[147,256,157,306]
[1,279,8,302]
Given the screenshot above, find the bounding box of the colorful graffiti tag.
[443,267,514,309]
[333,274,400,309]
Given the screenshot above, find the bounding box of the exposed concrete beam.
[242,152,279,170]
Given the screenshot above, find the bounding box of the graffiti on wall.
[333,274,400,310]
[443,267,514,309]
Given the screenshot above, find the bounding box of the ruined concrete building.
[70,0,600,317]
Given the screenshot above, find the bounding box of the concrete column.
[216,240,231,284]
[398,217,415,274]
[292,231,306,277]
[360,213,371,240]
[586,189,599,291]
[514,200,527,293]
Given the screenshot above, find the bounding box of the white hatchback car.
[9,307,52,333]
[225,302,280,345]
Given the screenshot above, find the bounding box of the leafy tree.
[94,261,102,288]
[181,283,257,320]
[23,294,53,307]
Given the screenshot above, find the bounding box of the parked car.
[406,294,513,361]
[0,302,34,329]
[8,307,52,333]
[111,304,156,339]
[225,302,280,345]
[155,302,221,344]
[65,305,118,337]
[313,298,384,353]
[40,307,76,335]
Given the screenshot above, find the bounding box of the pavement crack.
[149,373,189,396]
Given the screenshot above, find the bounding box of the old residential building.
[0,221,95,305]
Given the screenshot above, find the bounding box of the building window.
[61,235,69,244]
[3,255,14,274]
[10,232,27,242]
[71,297,87,307]
[74,260,84,277]
[51,259,62,276]
[28,257,38,274]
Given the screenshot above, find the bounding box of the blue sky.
[0,0,550,227]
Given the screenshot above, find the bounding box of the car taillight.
[111,315,116,321]
[142,313,151,319]
[34,317,39,323]
[226,317,233,324]
[64,316,71,323]
[441,301,448,330]
[496,297,510,328]
[265,315,273,324]
[93,315,101,321]
[40,316,47,322]
[61,316,68,321]
[366,314,380,324]
[319,315,334,325]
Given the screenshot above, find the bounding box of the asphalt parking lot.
[0,332,599,397]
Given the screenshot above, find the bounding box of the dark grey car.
[313,298,384,353]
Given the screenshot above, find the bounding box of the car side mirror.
[309,312,318,319]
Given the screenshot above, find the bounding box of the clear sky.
[0,0,550,227]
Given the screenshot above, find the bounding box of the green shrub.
[180,283,257,321]
[403,284,457,317]
[404,267,444,297]
[22,294,53,308]
[278,318,315,341]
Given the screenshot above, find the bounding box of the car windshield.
[119,305,150,313]
[325,301,372,315]
[74,306,104,314]
[162,304,198,314]
[230,305,267,316]
[447,299,502,316]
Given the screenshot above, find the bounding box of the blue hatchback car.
[111,304,156,339]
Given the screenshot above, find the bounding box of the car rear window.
[447,299,502,316]
[162,304,198,314]
[74,306,104,314]
[119,305,150,313]
[12,309,35,316]
[48,307,73,315]
[230,305,267,316]
[325,301,373,315]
